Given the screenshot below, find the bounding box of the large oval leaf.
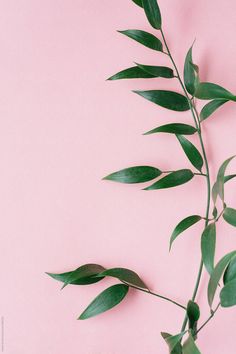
[135,63,174,78]
[223,207,236,227]
[195,82,236,101]
[144,123,197,136]
[79,284,129,320]
[169,215,202,250]
[220,278,236,307]
[201,223,216,275]
[176,135,203,172]
[107,66,155,80]
[200,99,228,121]
[103,166,162,184]
[133,90,190,111]
[208,251,236,307]
[224,256,236,284]
[183,333,201,354]
[161,332,185,352]
[142,0,162,29]
[118,30,163,51]
[144,169,194,190]
[187,300,200,331]
[184,45,199,96]
[98,268,148,290]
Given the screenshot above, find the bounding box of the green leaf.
[183,333,201,354]
[46,264,106,286]
[224,174,236,183]
[142,0,162,29]
[97,268,148,290]
[144,123,197,136]
[187,301,200,332]
[133,90,190,111]
[212,181,218,205]
[103,166,162,184]
[208,251,236,307]
[169,215,202,250]
[78,284,129,320]
[161,333,182,353]
[107,66,155,80]
[184,44,199,96]
[224,256,236,284]
[216,156,235,201]
[201,223,216,275]
[135,63,174,78]
[220,278,236,307]
[144,169,194,190]
[118,30,163,51]
[195,82,236,101]
[223,207,236,227]
[132,0,143,7]
[176,135,203,172]
[200,99,228,121]
[161,332,186,352]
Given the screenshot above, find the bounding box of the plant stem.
[196,303,221,334]
[160,28,212,332]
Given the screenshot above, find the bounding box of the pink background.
[1,1,236,353]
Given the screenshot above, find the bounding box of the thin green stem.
[196,303,221,334]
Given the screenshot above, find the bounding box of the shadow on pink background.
[1,1,236,353]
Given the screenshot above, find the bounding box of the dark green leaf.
[135,63,174,78]
[187,300,200,331]
[144,123,197,136]
[78,284,129,320]
[176,135,203,172]
[144,169,194,190]
[142,0,162,29]
[224,174,236,183]
[46,264,106,287]
[133,90,190,111]
[161,332,186,352]
[98,268,148,290]
[118,30,163,51]
[208,251,236,307]
[195,82,236,101]
[216,156,235,201]
[224,256,236,284]
[132,0,143,7]
[184,45,199,96]
[201,223,216,274]
[200,99,228,121]
[212,206,218,219]
[223,207,236,227]
[220,278,236,307]
[183,333,201,354]
[107,66,155,80]
[170,215,202,250]
[103,166,162,184]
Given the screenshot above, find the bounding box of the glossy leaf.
[200,99,228,121]
[161,332,185,352]
[142,0,162,29]
[118,30,163,51]
[79,284,129,320]
[187,300,200,331]
[107,66,155,80]
[133,90,190,111]
[224,256,236,284]
[223,207,236,227]
[183,333,201,354]
[46,264,106,286]
[132,0,143,7]
[144,123,197,136]
[176,135,203,172]
[195,82,236,101]
[98,268,148,289]
[135,63,174,78]
[170,215,202,250]
[216,156,235,201]
[208,251,236,307]
[184,45,199,95]
[220,278,236,307]
[201,223,216,274]
[103,166,162,184]
[144,169,194,190]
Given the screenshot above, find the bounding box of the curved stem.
[196,303,221,334]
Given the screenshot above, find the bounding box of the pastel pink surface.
[1,1,236,353]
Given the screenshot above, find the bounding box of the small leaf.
[208,251,236,308]
[103,166,162,184]
[135,63,174,78]
[144,123,197,136]
[224,174,236,183]
[133,90,190,111]
[107,66,155,80]
[201,223,216,274]
[216,156,235,201]
[184,44,199,96]
[183,333,201,354]
[224,256,236,284]
[187,301,200,331]
[142,0,162,29]
[212,181,218,205]
[176,135,203,172]
[132,0,143,7]
[195,82,236,101]
[161,332,186,352]
[144,169,194,190]
[98,268,148,290]
[223,207,236,227]
[220,278,236,307]
[78,284,129,320]
[200,99,228,121]
[170,215,202,250]
[118,30,163,51]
